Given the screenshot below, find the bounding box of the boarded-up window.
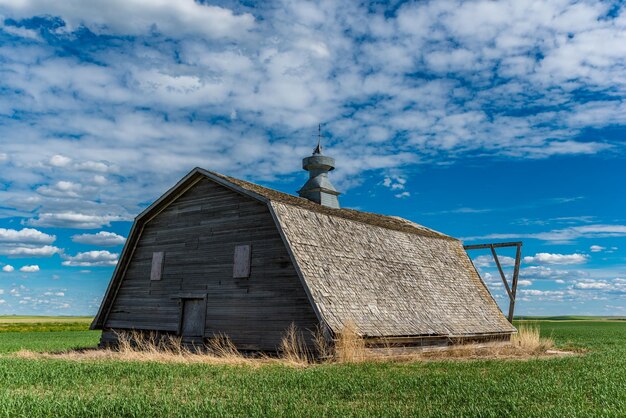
[233,244,251,278]
[151,251,165,281]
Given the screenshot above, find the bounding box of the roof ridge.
[202,169,454,241]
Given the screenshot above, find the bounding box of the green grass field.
[0,317,624,417]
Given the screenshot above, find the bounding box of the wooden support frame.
[464,241,523,323]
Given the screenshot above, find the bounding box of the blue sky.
[0,0,624,317]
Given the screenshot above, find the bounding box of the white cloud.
[0,0,624,249]
[36,181,92,198]
[49,154,72,167]
[590,245,605,252]
[0,0,255,39]
[75,161,114,173]
[517,280,533,287]
[394,191,411,199]
[2,265,14,272]
[71,231,126,246]
[0,22,40,40]
[520,289,565,297]
[0,299,5,304]
[382,176,407,191]
[575,281,611,290]
[464,224,626,243]
[0,245,61,257]
[43,291,65,297]
[524,253,588,265]
[28,212,126,229]
[0,228,55,244]
[573,278,626,293]
[473,254,516,268]
[62,250,119,267]
[520,266,587,281]
[0,228,60,257]
[19,265,40,272]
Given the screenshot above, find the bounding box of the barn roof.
[92,168,514,337]
[271,201,514,337]
[203,170,453,240]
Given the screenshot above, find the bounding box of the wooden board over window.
[180,298,206,337]
[233,244,251,278]
[151,251,165,281]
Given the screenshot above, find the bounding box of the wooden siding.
[104,178,319,351]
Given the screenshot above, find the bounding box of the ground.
[0,316,624,417]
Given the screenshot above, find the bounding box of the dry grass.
[12,324,566,366]
[334,321,366,363]
[416,325,556,361]
[511,324,554,352]
[14,330,255,366]
[278,323,311,366]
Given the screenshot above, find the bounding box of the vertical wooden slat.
[150,251,165,281]
[233,244,251,278]
[508,243,522,323]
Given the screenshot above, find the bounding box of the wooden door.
[181,299,205,337]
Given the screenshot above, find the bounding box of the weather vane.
[313,123,324,154]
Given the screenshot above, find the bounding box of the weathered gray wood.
[464,242,522,250]
[508,243,522,322]
[490,245,512,299]
[150,251,164,281]
[233,244,251,278]
[181,299,206,337]
[103,177,319,351]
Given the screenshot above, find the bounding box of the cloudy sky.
[0,0,624,317]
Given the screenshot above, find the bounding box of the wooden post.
[508,243,522,323]
[464,241,523,324]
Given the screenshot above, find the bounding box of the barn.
[91,145,515,351]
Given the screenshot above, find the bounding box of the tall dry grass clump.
[334,321,366,363]
[312,325,333,360]
[511,324,554,353]
[279,323,311,365]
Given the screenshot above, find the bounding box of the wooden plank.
[464,241,523,250]
[150,251,165,281]
[233,244,251,278]
[508,243,522,322]
[181,299,206,337]
[490,245,512,300]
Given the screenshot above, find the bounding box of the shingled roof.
[207,170,454,240]
[93,168,515,338]
[272,201,514,337]
[201,169,514,337]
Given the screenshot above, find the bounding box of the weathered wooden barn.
[92,145,515,351]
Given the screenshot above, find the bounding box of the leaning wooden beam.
[490,245,513,300]
[508,243,522,323]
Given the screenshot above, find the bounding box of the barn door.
[180,298,206,337]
